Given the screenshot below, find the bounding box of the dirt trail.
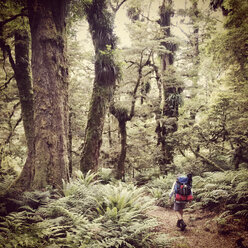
[148,206,248,248]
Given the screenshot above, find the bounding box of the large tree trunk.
[80,0,117,174]
[156,0,179,173]
[27,0,70,190]
[9,29,35,192]
[14,30,34,152]
[68,110,73,177]
[0,25,35,193]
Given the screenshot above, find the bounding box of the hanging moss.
[95,45,119,85]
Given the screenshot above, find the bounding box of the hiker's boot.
[180,219,187,231]
[177,219,182,228]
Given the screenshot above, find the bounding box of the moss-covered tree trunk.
[156,0,180,173]
[109,104,130,180]
[80,0,117,174]
[27,0,70,190]
[14,30,34,152]
[110,49,149,180]
[68,110,73,177]
[0,23,35,192]
[189,0,200,122]
[9,29,35,192]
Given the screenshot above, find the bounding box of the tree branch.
[189,145,225,172]
[0,9,28,27]
[110,0,127,13]
[4,102,21,145]
[0,75,15,91]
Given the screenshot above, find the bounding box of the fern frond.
[234,210,248,218]
[74,170,100,186]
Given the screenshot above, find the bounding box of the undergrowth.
[1,168,247,247]
[191,169,248,218]
[0,171,170,248]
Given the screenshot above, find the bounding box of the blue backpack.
[174,175,193,201]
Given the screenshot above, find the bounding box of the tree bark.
[0,24,35,192]
[27,0,70,190]
[9,29,35,192]
[80,0,117,174]
[156,0,180,173]
[68,110,73,177]
[109,105,129,180]
[116,121,127,180]
[14,30,34,151]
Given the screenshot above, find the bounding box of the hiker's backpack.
[174,175,193,202]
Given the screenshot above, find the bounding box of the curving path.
[148,206,248,248]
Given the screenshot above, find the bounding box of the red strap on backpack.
[175,193,194,201]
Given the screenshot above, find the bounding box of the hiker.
[169,173,193,231]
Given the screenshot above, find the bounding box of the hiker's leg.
[175,209,183,219]
[174,203,184,228]
[178,206,187,230]
[174,202,187,229]
[179,209,183,219]
[174,203,185,218]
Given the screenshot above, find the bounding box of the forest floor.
[148,206,248,248]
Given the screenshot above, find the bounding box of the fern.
[74,170,100,186]
[99,168,115,184]
[234,210,248,218]
[191,169,248,227]
[62,179,80,197]
[148,188,163,199]
[153,233,172,248]
[22,190,51,208]
[96,183,154,222]
[0,209,46,248]
[0,181,170,248]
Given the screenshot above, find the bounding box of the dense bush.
[0,172,170,248]
[146,174,175,208]
[191,169,248,219]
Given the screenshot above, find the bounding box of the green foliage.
[0,203,47,248]
[69,0,93,23]
[146,174,175,207]
[191,169,248,217]
[96,183,154,221]
[75,169,99,185]
[62,170,100,196]
[93,183,157,247]
[98,168,115,184]
[0,181,167,248]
